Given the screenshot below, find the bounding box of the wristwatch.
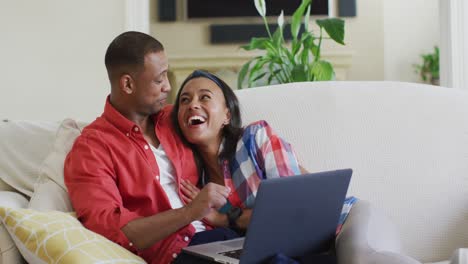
[227,206,243,229]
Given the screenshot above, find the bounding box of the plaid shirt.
[222,120,356,231]
[223,120,301,208]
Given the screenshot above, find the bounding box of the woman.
[171,70,355,235]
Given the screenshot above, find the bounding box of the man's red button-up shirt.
[64,99,200,264]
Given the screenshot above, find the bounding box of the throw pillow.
[29,118,85,212]
[0,207,145,264]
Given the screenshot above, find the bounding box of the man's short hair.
[105,31,164,80]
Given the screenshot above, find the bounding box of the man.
[64,31,236,264]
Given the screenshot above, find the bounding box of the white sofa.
[1,81,468,264]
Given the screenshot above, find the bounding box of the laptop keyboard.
[218,249,243,260]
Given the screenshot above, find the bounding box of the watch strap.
[227,206,243,229]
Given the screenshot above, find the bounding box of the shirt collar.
[102,95,160,135]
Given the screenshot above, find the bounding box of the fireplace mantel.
[168,51,353,102]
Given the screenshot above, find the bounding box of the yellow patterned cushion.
[0,207,145,264]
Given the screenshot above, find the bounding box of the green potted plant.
[414,46,439,85]
[237,0,346,89]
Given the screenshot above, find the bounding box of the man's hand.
[182,180,229,226]
[185,182,230,221]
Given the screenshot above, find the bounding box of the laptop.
[182,169,352,264]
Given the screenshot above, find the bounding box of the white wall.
[0,0,126,121]
[383,0,440,82]
[343,0,384,80]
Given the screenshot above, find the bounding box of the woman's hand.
[181,179,201,204]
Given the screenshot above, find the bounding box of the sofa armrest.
[336,200,421,264]
[0,191,29,264]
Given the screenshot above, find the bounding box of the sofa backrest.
[0,120,59,197]
[2,81,467,262]
[235,81,468,262]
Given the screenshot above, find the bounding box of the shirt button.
[172,253,177,259]
[184,236,189,242]
[125,133,129,137]
[155,175,160,181]
[134,127,139,132]
[129,242,133,247]
[144,144,149,150]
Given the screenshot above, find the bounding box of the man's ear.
[119,74,134,95]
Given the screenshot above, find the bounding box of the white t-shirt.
[151,144,206,233]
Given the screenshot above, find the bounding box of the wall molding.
[439,0,468,89]
[125,0,149,33]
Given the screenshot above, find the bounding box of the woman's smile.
[187,115,207,127]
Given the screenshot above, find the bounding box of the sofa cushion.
[28,179,73,212]
[28,119,84,212]
[0,207,145,264]
[0,120,59,197]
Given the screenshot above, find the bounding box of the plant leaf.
[310,60,335,81]
[241,37,270,51]
[304,4,311,32]
[237,60,252,89]
[301,33,318,57]
[415,46,439,82]
[283,48,295,63]
[292,39,301,55]
[291,65,308,82]
[316,18,345,45]
[252,72,267,82]
[300,46,310,67]
[272,27,282,47]
[311,42,319,57]
[237,57,259,89]
[248,59,268,87]
[268,63,278,84]
[267,69,282,84]
[304,26,319,59]
[291,0,311,40]
[267,73,275,85]
[262,39,281,57]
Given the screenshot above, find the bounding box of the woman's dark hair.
[171,70,243,179]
